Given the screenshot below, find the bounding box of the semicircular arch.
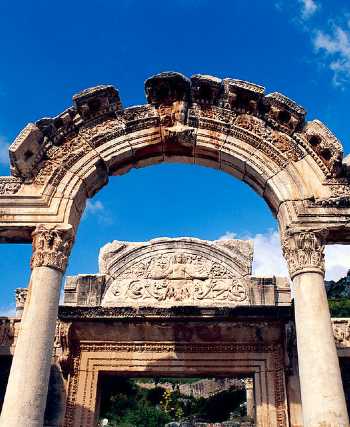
[1,72,349,243]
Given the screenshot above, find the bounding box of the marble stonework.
[63,237,290,308]
[1,72,350,426]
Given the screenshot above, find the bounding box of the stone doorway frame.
[64,342,288,427]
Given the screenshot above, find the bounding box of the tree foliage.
[99,377,246,426]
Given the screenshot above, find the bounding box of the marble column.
[283,232,349,427]
[244,378,255,419]
[0,224,73,427]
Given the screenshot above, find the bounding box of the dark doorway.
[98,375,254,427]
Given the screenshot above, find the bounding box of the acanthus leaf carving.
[282,232,325,279]
[31,224,74,272]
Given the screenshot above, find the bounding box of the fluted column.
[0,224,73,427]
[282,231,349,427]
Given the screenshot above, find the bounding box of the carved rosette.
[31,224,74,272]
[282,232,325,279]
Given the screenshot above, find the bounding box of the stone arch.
[1,71,349,243]
[1,72,350,427]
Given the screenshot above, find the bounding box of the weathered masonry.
[1,237,350,426]
[1,72,350,426]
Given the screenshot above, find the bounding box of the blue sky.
[1,0,350,313]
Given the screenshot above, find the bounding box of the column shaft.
[0,267,62,427]
[283,231,349,427]
[244,377,255,419]
[0,224,73,427]
[246,383,255,419]
[293,271,349,427]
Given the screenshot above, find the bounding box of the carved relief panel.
[100,238,253,307]
[63,237,291,308]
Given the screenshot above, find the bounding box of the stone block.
[9,123,45,178]
[64,274,106,306]
[73,85,122,121]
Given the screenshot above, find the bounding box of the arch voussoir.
[0,71,347,243]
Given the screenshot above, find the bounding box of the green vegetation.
[99,377,246,427]
[99,377,171,427]
[326,273,350,317]
[329,299,350,317]
[325,273,350,317]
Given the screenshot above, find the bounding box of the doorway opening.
[98,374,255,427]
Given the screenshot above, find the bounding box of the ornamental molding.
[64,340,287,427]
[76,341,280,354]
[282,232,325,279]
[31,224,74,272]
[58,305,292,319]
[0,176,22,195]
[1,72,350,243]
[8,72,343,184]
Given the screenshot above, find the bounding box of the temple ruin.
[0,71,350,426]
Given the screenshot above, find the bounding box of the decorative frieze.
[31,224,74,272]
[282,232,325,278]
[2,71,350,246]
[100,237,254,307]
[0,176,22,195]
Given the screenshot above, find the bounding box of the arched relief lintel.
[0,71,350,243]
[98,237,255,307]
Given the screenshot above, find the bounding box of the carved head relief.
[99,237,253,308]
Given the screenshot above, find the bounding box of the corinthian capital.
[31,224,74,272]
[282,232,325,279]
[244,378,254,389]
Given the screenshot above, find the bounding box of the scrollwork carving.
[282,232,325,278]
[103,250,249,306]
[0,177,22,195]
[269,131,303,162]
[31,224,74,272]
[234,114,267,138]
